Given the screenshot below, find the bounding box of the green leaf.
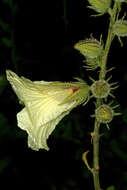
[1,38,13,48]
[3,0,18,15]
[3,0,11,6]
[0,75,8,94]
[0,113,8,135]
[110,140,127,161]
[122,108,127,124]
[0,157,10,173]
[0,19,10,32]
[106,186,115,190]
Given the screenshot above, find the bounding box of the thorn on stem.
[90,132,94,143]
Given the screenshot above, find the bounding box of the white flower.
[6,70,90,151]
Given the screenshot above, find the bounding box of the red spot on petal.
[72,88,79,93]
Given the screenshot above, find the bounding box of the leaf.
[122,108,127,124]
[0,75,8,94]
[0,113,9,136]
[0,157,10,174]
[0,19,10,32]
[106,186,115,190]
[1,38,13,48]
[3,0,18,15]
[3,0,11,6]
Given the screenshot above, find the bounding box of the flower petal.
[17,107,71,150]
[6,70,90,151]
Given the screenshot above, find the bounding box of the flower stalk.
[92,2,118,190]
[93,120,101,190]
[99,2,118,80]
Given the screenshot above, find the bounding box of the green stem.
[10,0,18,72]
[93,120,101,190]
[92,3,118,190]
[99,3,118,80]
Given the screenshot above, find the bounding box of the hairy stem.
[10,0,18,72]
[93,120,101,190]
[92,3,118,190]
[99,3,118,80]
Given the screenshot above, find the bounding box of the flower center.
[72,88,79,93]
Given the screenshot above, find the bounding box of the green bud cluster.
[88,0,111,14]
[113,20,127,37]
[74,38,103,58]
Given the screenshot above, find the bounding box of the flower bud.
[74,38,103,58]
[91,80,110,98]
[88,0,111,14]
[112,20,127,37]
[95,104,114,123]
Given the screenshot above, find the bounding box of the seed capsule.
[91,80,110,98]
[112,20,127,37]
[95,104,114,123]
[74,38,103,58]
[88,0,111,14]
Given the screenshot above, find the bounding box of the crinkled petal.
[17,107,71,150]
[6,70,90,151]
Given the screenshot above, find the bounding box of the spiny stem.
[93,117,101,190]
[99,3,118,80]
[92,3,118,190]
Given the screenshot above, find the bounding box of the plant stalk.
[92,3,118,190]
[99,2,118,80]
[93,120,101,190]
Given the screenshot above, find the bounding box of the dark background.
[0,0,127,190]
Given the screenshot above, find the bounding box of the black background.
[0,1,127,190]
